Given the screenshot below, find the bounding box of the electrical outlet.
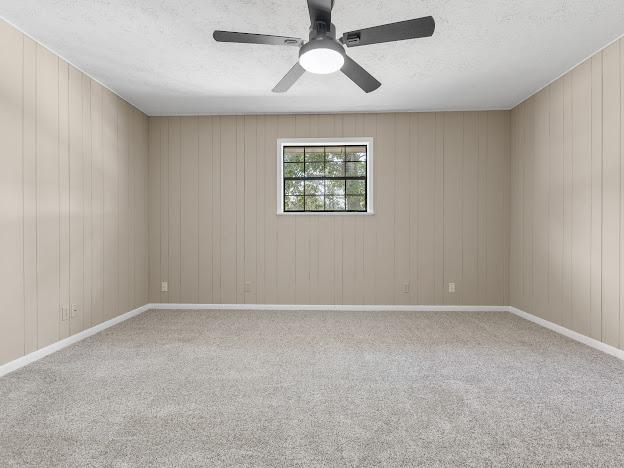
[448,282,456,293]
[401,282,409,293]
[61,306,70,321]
[161,281,168,292]
[71,304,78,318]
[244,281,252,293]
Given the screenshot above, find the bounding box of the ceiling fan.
[213,0,435,93]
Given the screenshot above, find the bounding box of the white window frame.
[276,137,374,215]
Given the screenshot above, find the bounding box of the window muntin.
[282,145,368,213]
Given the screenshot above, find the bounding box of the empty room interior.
[2,0,624,466]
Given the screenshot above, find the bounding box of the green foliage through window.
[282,145,367,212]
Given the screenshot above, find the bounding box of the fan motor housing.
[299,36,344,59]
[304,22,344,58]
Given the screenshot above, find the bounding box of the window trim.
[276,137,374,215]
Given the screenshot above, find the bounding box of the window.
[277,138,373,215]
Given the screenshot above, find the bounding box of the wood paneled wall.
[148,112,510,306]
[510,37,624,350]
[0,19,149,366]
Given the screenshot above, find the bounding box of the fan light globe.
[299,47,344,74]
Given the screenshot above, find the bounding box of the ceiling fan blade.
[272,62,306,93]
[341,55,381,93]
[340,16,435,47]
[307,0,333,26]
[213,30,303,47]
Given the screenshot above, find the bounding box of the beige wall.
[0,19,149,366]
[510,37,624,350]
[148,112,510,306]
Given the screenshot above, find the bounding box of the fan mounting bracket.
[309,22,337,41]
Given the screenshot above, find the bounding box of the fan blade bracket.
[343,32,361,46]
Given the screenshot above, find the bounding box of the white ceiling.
[1,0,623,116]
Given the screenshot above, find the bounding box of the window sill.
[277,211,375,216]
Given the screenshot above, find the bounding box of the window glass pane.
[304,180,324,195]
[305,147,325,162]
[284,162,304,178]
[305,196,324,211]
[285,180,304,195]
[346,179,365,195]
[305,162,324,177]
[284,147,304,162]
[325,196,346,211]
[326,146,345,162]
[325,161,345,177]
[346,146,367,161]
[346,161,366,176]
[326,180,345,195]
[346,195,366,211]
[282,144,369,213]
[284,196,304,211]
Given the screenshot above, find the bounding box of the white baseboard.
[147,303,508,312]
[0,304,151,378]
[509,306,624,361]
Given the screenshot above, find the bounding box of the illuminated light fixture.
[298,39,345,74]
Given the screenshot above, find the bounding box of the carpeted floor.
[1,310,624,467]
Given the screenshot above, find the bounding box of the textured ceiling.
[1,0,623,115]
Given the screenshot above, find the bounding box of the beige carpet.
[1,309,624,467]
